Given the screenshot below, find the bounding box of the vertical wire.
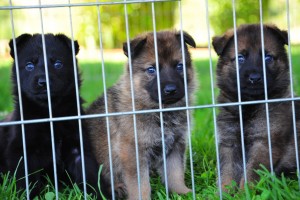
[8,1,30,199]
[67,1,87,198]
[204,0,222,198]
[286,0,300,189]
[231,0,248,184]
[38,0,59,198]
[96,2,116,199]
[151,3,169,199]
[124,1,142,199]
[178,1,195,199]
[259,0,274,176]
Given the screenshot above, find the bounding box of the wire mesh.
[0,0,299,199]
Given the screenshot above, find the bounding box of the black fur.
[0,33,106,198]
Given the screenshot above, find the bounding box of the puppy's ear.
[55,34,80,55]
[176,31,196,48]
[9,33,32,59]
[266,24,288,45]
[73,40,80,55]
[212,30,234,56]
[123,36,147,58]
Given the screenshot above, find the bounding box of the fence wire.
[0,0,299,199]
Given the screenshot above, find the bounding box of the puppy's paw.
[113,182,127,199]
[72,148,81,162]
[240,176,254,189]
[239,177,245,189]
[170,185,191,194]
[221,177,234,191]
[178,186,192,194]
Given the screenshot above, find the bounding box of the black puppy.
[0,33,105,198]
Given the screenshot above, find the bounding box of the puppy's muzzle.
[163,83,177,95]
[248,72,262,84]
[38,77,47,88]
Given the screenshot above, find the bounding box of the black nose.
[38,77,47,88]
[248,73,262,84]
[163,84,177,95]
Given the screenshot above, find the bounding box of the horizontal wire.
[1,97,299,126]
[0,0,178,10]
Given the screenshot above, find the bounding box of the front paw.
[239,174,256,189]
[221,176,234,191]
[239,177,245,189]
[174,186,191,194]
[114,182,127,199]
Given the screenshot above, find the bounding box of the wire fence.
[0,0,299,200]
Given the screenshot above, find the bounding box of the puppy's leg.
[219,142,243,190]
[239,141,282,188]
[274,138,297,175]
[218,119,244,191]
[6,147,45,198]
[119,142,151,200]
[62,141,104,199]
[159,143,191,194]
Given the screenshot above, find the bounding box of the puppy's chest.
[23,121,78,145]
[139,111,186,137]
[243,104,291,139]
[140,112,187,160]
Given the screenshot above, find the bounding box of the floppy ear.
[9,33,32,59]
[266,24,288,45]
[123,36,147,58]
[176,31,196,48]
[55,34,80,55]
[212,29,234,56]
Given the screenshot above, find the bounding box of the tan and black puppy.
[87,30,196,199]
[213,24,300,190]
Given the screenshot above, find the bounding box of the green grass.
[1,46,300,199]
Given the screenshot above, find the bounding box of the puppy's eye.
[265,54,273,63]
[146,66,156,74]
[25,62,35,71]
[238,54,245,64]
[54,60,63,69]
[176,63,184,72]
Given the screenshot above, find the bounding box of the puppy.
[0,33,105,198]
[87,30,196,199]
[213,24,300,190]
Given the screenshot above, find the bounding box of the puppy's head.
[9,33,80,107]
[123,30,196,107]
[213,24,289,100]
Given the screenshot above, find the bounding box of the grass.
[1,46,300,199]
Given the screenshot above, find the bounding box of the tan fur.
[87,30,196,199]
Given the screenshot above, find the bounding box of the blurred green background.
[1,0,300,114]
[0,0,300,50]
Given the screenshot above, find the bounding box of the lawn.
[1,46,300,199]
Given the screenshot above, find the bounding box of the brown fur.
[212,24,300,190]
[87,30,196,199]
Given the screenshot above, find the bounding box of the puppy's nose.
[38,77,47,88]
[248,73,262,84]
[163,84,177,95]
